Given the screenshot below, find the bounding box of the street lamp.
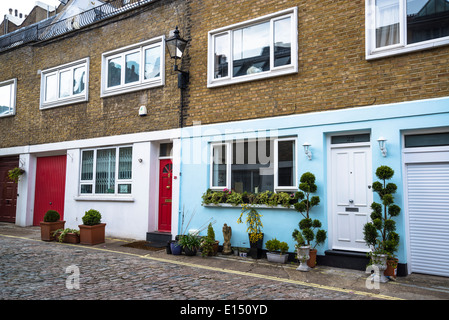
[166,26,189,89]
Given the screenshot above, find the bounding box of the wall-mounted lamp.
[377,136,387,157]
[303,142,312,160]
[166,26,189,89]
[166,26,189,129]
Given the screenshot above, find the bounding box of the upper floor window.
[207,7,298,88]
[101,36,164,97]
[40,58,89,109]
[366,0,449,59]
[0,78,16,117]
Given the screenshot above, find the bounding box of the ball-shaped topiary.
[82,209,102,226]
[43,210,60,222]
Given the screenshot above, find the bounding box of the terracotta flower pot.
[40,220,65,241]
[79,223,106,245]
[384,258,398,279]
[307,248,317,268]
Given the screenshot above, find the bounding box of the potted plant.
[265,238,289,264]
[40,210,65,241]
[200,223,219,256]
[78,209,106,245]
[293,230,310,271]
[363,165,401,282]
[7,167,25,183]
[292,172,327,267]
[53,228,80,244]
[178,232,201,256]
[237,203,264,259]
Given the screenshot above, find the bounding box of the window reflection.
[274,17,292,67]
[214,33,229,79]
[0,83,12,115]
[108,57,121,87]
[73,66,86,95]
[59,70,71,98]
[233,21,270,77]
[144,46,161,80]
[125,52,140,84]
[407,0,449,44]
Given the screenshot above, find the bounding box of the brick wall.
[185,0,449,126]
[0,0,187,149]
[1,0,449,149]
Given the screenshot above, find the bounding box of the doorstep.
[146,231,172,248]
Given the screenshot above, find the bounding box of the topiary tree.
[82,209,102,226]
[43,210,60,222]
[291,172,327,249]
[363,166,401,256]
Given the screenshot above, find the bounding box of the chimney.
[15,9,18,17]
[9,8,12,15]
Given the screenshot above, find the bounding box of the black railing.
[0,0,154,52]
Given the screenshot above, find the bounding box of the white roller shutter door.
[406,163,449,277]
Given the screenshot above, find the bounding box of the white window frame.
[40,58,89,109]
[209,137,297,192]
[0,78,17,117]
[365,0,449,60]
[79,145,133,196]
[207,7,298,88]
[101,36,165,97]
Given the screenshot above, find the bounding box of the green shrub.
[82,209,101,226]
[43,210,60,222]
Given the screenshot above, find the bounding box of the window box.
[40,58,89,109]
[0,78,17,117]
[101,36,165,97]
[365,0,449,59]
[207,7,298,87]
[79,146,133,196]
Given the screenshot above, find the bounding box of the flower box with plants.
[53,228,80,244]
[40,210,65,241]
[363,165,401,282]
[237,204,264,259]
[265,238,289,264]
[291,172,327,268]
[201,188,299,209]
[79,209,106,245]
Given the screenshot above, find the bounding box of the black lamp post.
[166,26,189,128]
[166,26,189,89]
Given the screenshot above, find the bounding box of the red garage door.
[0,156,19,223]
[33,155,67,226]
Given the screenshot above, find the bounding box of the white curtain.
[376,0,400,48]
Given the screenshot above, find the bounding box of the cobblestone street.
[0,235,377,301]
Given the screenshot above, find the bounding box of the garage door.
[406,163,449,277]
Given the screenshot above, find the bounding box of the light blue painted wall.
[178,96,449,265]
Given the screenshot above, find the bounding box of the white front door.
[330,145,372,252]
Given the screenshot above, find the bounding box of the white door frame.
[327,133,372,252]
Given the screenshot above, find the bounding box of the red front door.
[0,156,19,223]
[158,159,173,232]
[33,155,67,226]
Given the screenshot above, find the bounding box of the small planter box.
[79,223,106,245]
[266,252,289,264]
[55,232,80,244]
